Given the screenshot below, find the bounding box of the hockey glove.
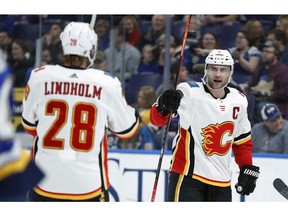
[235,165,260,195]
[156,89,183,117]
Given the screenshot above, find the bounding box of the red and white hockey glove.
[235,165,260,195]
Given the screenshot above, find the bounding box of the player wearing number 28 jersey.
[21,22,140,201]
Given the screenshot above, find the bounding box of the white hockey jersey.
[22,65,139,200]
[151,81,253,187]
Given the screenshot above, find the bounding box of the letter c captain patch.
[24,84,30,101]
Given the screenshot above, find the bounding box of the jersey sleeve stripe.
[100,134,110,191]
[34,185,102,200]
[233,132,251,145]
[111,114,140,139]
[192,173,231,187]
[21,117,36,128]
[21,117,37,136]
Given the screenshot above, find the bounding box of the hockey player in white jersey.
[150,49,260,201]
[22,22,140,201]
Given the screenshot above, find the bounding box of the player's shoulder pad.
[92,68,116,80]
[229,87,246,98]
[29,66,46,79]
[104,71,116,79]
[95,69,121,89]
[185,80,200,88]
[229,87,248,103]
[237,90,246,98]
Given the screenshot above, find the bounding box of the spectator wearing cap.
[251,103,288,153]
[247,40,288,125]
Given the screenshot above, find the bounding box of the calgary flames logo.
[201,122,235,156]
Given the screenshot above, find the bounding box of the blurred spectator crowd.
[2,14,288,152]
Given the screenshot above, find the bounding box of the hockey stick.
[151,15,191,202]
[90,14,97,29]
[173,15,191,88]
[90,14,110,201]
[273,178,288,200]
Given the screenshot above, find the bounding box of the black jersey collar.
[61,64,87,70]
[203,84,230,100]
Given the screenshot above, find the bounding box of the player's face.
[206,64,231,90]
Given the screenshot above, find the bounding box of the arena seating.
[125,73,162,105]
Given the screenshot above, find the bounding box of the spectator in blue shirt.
[138,44,162,74]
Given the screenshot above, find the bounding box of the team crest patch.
[201,122,235,156]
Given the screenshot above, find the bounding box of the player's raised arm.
[150,89,182,127]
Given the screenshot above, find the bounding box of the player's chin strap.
[201,74,230,92]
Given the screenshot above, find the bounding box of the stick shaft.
[151,15,191,202]
[151,118,171,202]
[173,15,191,89]
[90,14,97,29]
